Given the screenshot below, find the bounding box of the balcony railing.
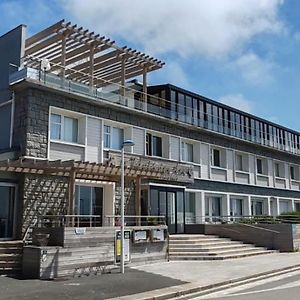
[9,57,300,156]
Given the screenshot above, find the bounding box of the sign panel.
[75,227,86,235]
[133,230,148,243]
[151,229,165,242]
[115,230,131,263]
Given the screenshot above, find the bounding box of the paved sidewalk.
[117,252,300,299]
[1,252,300,300]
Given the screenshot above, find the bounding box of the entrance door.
[75,185,103,226]
[0,185,16,239]
[149,187,185,234]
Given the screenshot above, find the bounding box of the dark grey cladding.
[189,179,300,198]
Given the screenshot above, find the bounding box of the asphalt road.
[197,270,300,300]
[0,268,186,300]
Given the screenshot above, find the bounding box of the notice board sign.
[133,230,149,243]
[151,229,165,242]
[115,230,131,263]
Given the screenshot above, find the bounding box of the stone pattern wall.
[22,174,69,235]
[14,86,300,164]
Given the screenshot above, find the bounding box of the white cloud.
[149,60,191,89]
[232,52,276,85]
[218,94,254,113]
[63,0,284,58]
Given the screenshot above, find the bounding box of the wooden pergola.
[0,156,193,215]
[24,19,165,94]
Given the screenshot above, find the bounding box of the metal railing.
[37,215,102,228]
[104,215,166,227]
[184,214,300,225]
[36,214,166,228]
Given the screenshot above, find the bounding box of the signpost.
[115,230,131,264]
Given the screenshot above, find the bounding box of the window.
[290,165,299,181]
[103,125,124,150]
[50,113,78,143]
[236,154,243,171]
[235,152,249,172]
[181,141,193,162]
[75,185,103,223]
[274,161,285,178]
[274,162,280,177]
[185,192,196,224]
[50,114,61,140]
[256,158,263,174]
[251,200,263,216]
[212,148,221,167]
[146,133,162,157]
[211,147,226,168]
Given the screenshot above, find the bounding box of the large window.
[146,133,162,157]
[211,147,226,168]
[274,161,285,178]
[185,192,196,224]
[212,148,221,167]
[103,125,124,150]
[290,165,299,181]
[256,157,268,175]
[181,141,193,162]
[50,113,78,143]
[235,152,249,172]
[251,200,263,216]
[74,185,103,225]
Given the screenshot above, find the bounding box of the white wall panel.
[132,127,145,155]
[200,143,209,179]
[86,117,101,163]
[50,142,84,161]
[170,136,180,161]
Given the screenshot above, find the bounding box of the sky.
[1,0,300,130]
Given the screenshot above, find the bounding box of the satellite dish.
[40,58,51,71]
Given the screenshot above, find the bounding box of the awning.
[24,20,164,87]
[0,154,194,183]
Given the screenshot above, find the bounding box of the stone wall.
[14,86,300,164]
[22,174,69,235]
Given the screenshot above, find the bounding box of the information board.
[115,230,131,263]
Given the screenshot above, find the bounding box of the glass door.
[75,185,103,226]
[176,191,185,233]
[167,192,176,234]
[149,186,185,234]
[0,185,16,239]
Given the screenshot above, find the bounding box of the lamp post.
[120,139,135,274]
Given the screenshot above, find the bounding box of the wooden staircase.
[169,234,275,260]
[0,241,23,277]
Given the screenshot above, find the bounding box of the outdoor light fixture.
[120,139,135,274]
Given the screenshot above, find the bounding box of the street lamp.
[120,139,135,274]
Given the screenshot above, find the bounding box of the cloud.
[149,60,191,89]
[63,0,284,59]
[232,52,276,85]
[218,94,254,113]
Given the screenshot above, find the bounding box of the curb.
[109,264,300,300]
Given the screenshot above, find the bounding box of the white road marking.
[195,270,300,299]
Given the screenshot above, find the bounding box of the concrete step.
[169,250,275,261]
[169,234,218,240]
[0,254,22,261]
[168,244,254,252]
[169,247,269,256]
[169,239,243,246]
[0,241,23,247]
[0,247,23,254]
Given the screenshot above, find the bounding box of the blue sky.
[1,0,300,130]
